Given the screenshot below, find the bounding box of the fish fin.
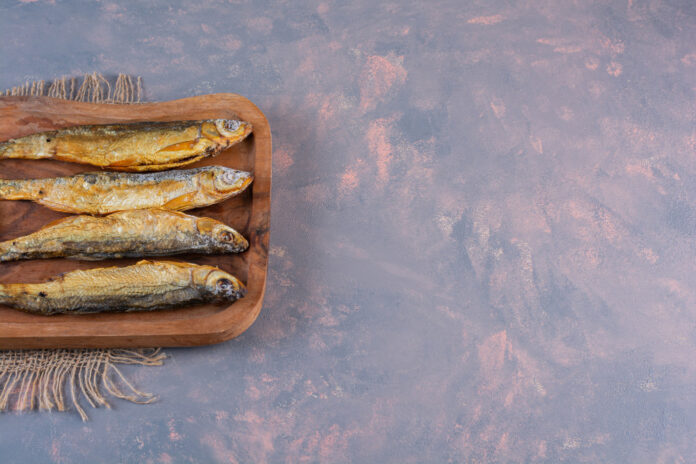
[107,140,202,171]
[162,192,198,211]
[35,199,85,214]
[155,140,198,153]
[37,215,81,231]
[153,153,210,168]
[108,154,209,172]
[107,156,142,168]
[148,208,191,218]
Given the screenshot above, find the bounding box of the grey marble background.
[3,0,696,462]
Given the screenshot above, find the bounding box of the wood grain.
[0,94,271,348]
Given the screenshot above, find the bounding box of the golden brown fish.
[0,208,248,262]
[0,260,246,315]
[0,119,252,171]
[0,166,253,214]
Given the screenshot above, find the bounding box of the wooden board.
[0,94,271,348]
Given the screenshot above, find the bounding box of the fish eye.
[219,230,233,241]
[216,119,243,136]
[213,276,247,299]
[224,120,241,131]
[222,171,237,184]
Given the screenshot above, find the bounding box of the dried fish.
[0,260,246,315]
[0,166,253,214]
[0,208,248,262]
[0,119,252,171]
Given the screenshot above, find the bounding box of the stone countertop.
[1,0,696,462]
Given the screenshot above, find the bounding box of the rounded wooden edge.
[0,94,272,348]
[0,289,266,348]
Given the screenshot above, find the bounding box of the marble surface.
[2,0,696,462]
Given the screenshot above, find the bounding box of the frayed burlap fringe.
[0,349,166,421]
[0,73,165,421]
[4,72,143,104]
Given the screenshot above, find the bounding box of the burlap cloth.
[0,73,166,421]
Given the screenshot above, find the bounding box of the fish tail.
[0,241,12,262]
[0,239,22,262]
[0,284,10,306]
[0,141,11,159]
[0,178,31,200]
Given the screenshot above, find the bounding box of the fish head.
[209,166,253,195]
[215,119,253,144]
[196,217,249,252]
[200,268,247,301]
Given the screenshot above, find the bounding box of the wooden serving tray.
[0,94,271,348]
